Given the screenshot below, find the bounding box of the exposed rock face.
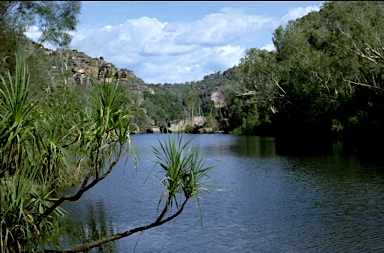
[146,127,161,133]
[32,43,224,134]
[211,87,227,108]
[55,50,118,85]
[117,68,135,80]
[168,121,184,132]
[168,116,207,132]
[44,48,138,87]
[192,116,205,126]
[39,46,157,131]
[198,127,213,134]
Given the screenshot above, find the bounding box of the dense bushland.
[222,1,384,140]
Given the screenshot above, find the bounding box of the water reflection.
[45,199,118,252]
[188,134,277,158]
[231,136,276,157]
[45,134,384,252]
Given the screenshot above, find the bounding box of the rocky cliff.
[211,87,227,108]
[30,42,146,94]
[43,48,134,85]
[31,42,232,134]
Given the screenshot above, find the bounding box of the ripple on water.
[52,135,384,252]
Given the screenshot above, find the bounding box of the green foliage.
[184,82,202,119]
[184,124,195,133]
[204,115,219,131]
[1,1,81,47]
[0,56,67,252]
[79,78,136,178]
[0,1,81,82]
[0,54,35,175]
[152,134,215,221]
[276,1,384,138]
[227,1,384,139]
[228,48,282,134]
[0,57,137,252]
[142,90,184,126]
[141,70,237,131]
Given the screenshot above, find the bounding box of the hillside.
[28,41,235,133]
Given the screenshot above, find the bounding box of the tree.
[0,57,215,252]
[270,11,341,137]
[236,49,286,113]
[0,1,81,47]
[270,1,384,139]
[184,82,202,120]
[0,55,68,252]
[219,1,384,139]
[0,1,80,75]
[227,48,285,134]
[142,90,184,127]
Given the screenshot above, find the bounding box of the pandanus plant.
[42,134,215,253]
[153,134,215,224]
[0,55,66,252]
[1,55,215,253]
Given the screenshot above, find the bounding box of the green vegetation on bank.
[3,1,383,141]
[0,1,215,252]
[180,1,384,140]
[1,0,384,250]
[0,55,215,252]
[184,2,384,141]
[142,89,184,127]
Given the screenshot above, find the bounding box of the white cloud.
[261,44,276,52]
[24,25,58,50]
[281,5,321,24]
[178,7,274,46]
[68,8,270,83]
[25,26,40,41]
[130,44,245,84]
[24,4,322,84]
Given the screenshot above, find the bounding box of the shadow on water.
[41,134,384,252]
[43,198,118,252]
[275,135,384,175]
[230,135,277,158]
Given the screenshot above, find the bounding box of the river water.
[49,134,384,252]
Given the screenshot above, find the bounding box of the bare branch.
[344,79,384,92]
[272,76,286,95]
[236,90,258,96]
[39,198,189,253]
[38,144,123,223]
[364,43,384,61]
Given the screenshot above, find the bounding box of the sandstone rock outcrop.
[211,87,227,108]
[42,48,140,87]
[31,43,227,134]
[167,116,207,133]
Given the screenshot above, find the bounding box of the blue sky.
[27,1,324,84]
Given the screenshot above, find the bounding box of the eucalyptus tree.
[225,1,384,138]
[0,1,80,47]
[231,48,286,134]
[271,10,342,137]
[0,0,81,77]
[184,82,203,121]
[271,1,384,139]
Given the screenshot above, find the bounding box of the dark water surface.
[52,134,384,252]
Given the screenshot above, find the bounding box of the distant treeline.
[165,1,384,141]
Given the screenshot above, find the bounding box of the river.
[48,134,384,252]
